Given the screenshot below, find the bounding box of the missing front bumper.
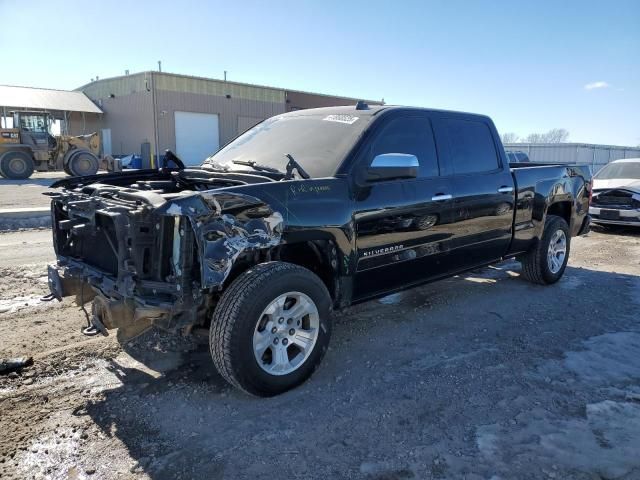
[47,264,172,337]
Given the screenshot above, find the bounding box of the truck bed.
[508,163,591,255]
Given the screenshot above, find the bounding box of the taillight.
[588,182,592,205]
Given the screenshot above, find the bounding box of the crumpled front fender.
[158,191,284,290]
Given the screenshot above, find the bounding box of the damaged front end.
[48,180,283,339]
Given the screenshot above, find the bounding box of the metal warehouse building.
[77,72,380,166]
[504,142,640,173]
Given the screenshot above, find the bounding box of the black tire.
[0,151,34,179]
[519,215,570,285]
[62,150,75,176]
[210,262,332,397]
[67,151,99,176]
[63,161,73,176]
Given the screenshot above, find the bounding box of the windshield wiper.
[232,160,282,174]
[284,154,310,180]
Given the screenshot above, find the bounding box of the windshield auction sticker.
[322,114,359,125]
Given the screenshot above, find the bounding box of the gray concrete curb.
[0,207,51,231]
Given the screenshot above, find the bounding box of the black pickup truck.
[47,104,592,396]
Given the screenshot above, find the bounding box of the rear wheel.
[62,162,73,176]
[0,151,34,179]
[210,262,332,396]
[67,151,99,176]
[519,215,570,285]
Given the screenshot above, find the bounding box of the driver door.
[352,113,455,301]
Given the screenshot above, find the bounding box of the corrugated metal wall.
[79,74,154,155]
[79,74,148,99]
[504,143,640,173]
[156,74,284,103]
[155,90,285,153]
[285,90,376,111]
[98,92,154,155]
[63,112,101,136]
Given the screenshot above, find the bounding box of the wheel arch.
[0,146,35,161]
[545,200,573,228]
[224,239,341,302]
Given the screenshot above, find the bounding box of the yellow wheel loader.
[0,111,100,179]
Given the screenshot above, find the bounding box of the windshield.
[204,112,371,178]
[595,162,640,180]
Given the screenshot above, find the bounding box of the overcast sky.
[1,0,638,145]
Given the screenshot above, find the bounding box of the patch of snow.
[0,294,47,315]
[378,293,403,305]
[563,332,640,385]
[477,400,640,479]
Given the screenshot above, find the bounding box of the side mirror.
[366,153,419,182]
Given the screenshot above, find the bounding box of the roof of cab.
[282,104,492,122]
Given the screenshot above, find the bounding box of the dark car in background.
[505,150,530,163]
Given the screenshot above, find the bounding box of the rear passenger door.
[432,116,515,267]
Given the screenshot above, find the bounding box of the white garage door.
[174,111,220,166]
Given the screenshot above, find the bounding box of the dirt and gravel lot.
[0,173,66,210]
[1,226,639,480]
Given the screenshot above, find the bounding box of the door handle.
[498,186,514,193]
[431,194,452,201]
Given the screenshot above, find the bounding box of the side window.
[370,117,439,178]
[444,119,499,174]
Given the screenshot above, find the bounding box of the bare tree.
[524,128,569,144]
[501,132,520,144]
[524,133,545,143]
[543,128,569,143]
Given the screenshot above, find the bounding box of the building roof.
[76,71,381,105]
[0,85,102,114]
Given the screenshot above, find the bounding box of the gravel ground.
[0,173,66,210]
[1,227,639,479]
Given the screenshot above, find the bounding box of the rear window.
[444,119,499,174]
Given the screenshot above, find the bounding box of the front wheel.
[519,214,570,285]
[210,262,332,396]
[67,151,99,176]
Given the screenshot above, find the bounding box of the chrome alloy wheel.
[252,292,320,376]
[547,229,567,274]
